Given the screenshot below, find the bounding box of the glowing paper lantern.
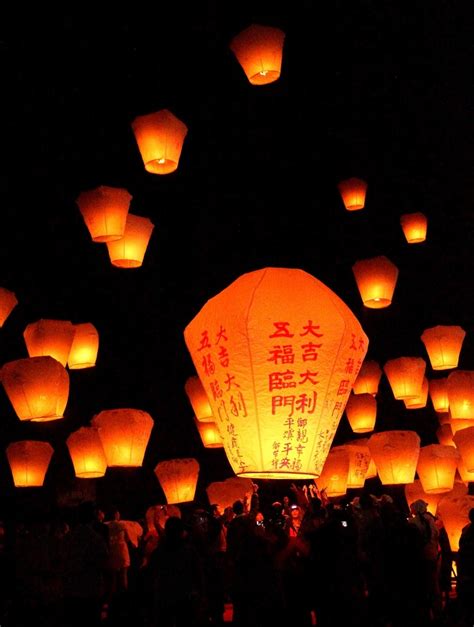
[66,427,107,478]
[352,360,382,396]
[447,371,474,419]
[1,356,69,422]
[453,426,474,472]
[345,393,377,433]
[429,378,450,413]
[404,377,429,409]
[76,186,132,243]
[7,441,54,487]
[154,458,200,504]
[316,447,350,497]
[0,287,18,327]
[185,375,214,422]
[405,480,441,516]
[67,323,99,369]
[337,177,368,211]
[336,443,370,488]
[91,408,153,467]
[436,423,455,447]
[346,437,377,478]
[106,214,154,268]
[450,418,474,434]
[131,109,188,175]
[194,417,223,449]
[421,325,466,371]
[457,456,474,484]
[368,430,420,485]
[24,319,76,367]
[206,477,254,512]
[416,444,459,493]
[383,357,426,400]
[400,212,428,244]
[229,23,285,86]
[184,267,368,479]
[437,494,474,551]
[352,256,399,308]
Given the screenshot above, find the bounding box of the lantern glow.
[154,458,200,504]
[368,430,420,485]
[352,360,382,396]
[92,408,153,467]
[229,23,285,85]
[416,444,459,494]
[24,319,76,367]
[352,255,399,308]
[66,427,107,478]
[383,357,426,400]
[421,325,466,371]
[0,287,18,327]
[194,417,223,448]
[76,186,132,242]
[7,441,54,487]
[67,323,99,369]
[106,214,154,268]
[337,177,368,211]
[400,212,428,244]
[185,376,214,422]
[345,393,377,433]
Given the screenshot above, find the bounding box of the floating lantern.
[229,23,285,85]
[346,437,377,478]
[7,441,54,487]
[185,376,214,422]
[335,443,370,488]
[0,288,18,327]
[24,319,75,367]
[67,323,99,369]
[450,418,474,435]
[429,378,450,413]
[384,357,426,400]
[400,212,428,244]
[447,371,474,419]
[337,177,368,211]
[352,256,399,308]
[66,427,107,478]
[76,186,132,242]
[154,458,200,504]
[316,446,350,497]
[453,426,474,473]
[345,393,377,433]
[416,444,459,493]
[352,360,382,396]
[194,417,223,448]
[368,430,420,485]
[404,377,429,409]
[437,494,474,551]
[421,325,466,371]
[206,477,254,512]
[436,423,455,447]
[106,214,154,268]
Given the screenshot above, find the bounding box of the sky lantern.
[185,375,214,422]
[1,356,69,422]
[453,426,474,472]
[0,287,18,327]
[229,23,285,86]
[206,477,254,512]
[383,357,426,400]
[416,444,459,493]
[447,370,474,419]
[23,319,76,367]
[194,417,223,449]
[154,458,200,504]
[316,447,350,497]
[436,423,455,447]
[404,376,429,409]
[457,456,474,484]
[337,177,368,211]
[437,494,474,551]
[184,267,368,479]
[429,378,450,413]
[346,437,377,478]
[352,255,399,308]
[106,214,154,268]
[67,322,99,369]
[131,109,188,174]
[352,360,382,396]
[400,212,428,244]
[76,185,132,243]
[368,430,420,485]
[91,408,153,467]
[345,393,377,433]
[66,426,107,478]
[335,443,370,488]
[421,325,466,370]
[405,479,441,516]
[7,440,54,487]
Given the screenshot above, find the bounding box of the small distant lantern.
[352,256,399,308]
[76,186,132,243]
[154,458,200,504]
[91,408,154,467]
[229,23,285,86]
[316,446,350,497]
[131,109,188,175]
[185,376,214,422]
[7,440,54,487]
[368,430,420,485]
[346,437,377,479]
[106,214,154,268]
[67,323,99,369]
[429,378,450,413]
[416,444,459,494]
[0,287,18,327]
[194,417,223,449]
[404,377,429,409]
[1,356,69,422]
[337,177,368,211]
[384,357,426,400]
[66,427,107,478]
[437,494,474,551]
[400,212,428,244]
[421,325,466,371]
[345,393,377,433]
[352,360,382,396]
[447,371,474,419]
[184,267,368,479]
[437,423,455,447]
[206,477,254,512]
[24,319,76,367]
[405,479,441,516]
[453,426,474,473]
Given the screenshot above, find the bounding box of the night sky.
[1,3,474,517]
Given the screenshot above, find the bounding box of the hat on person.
[411,499,428,514]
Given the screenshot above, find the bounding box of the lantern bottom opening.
[30,415,64,422]
[249,70,280,85]
[363,298,392,309]
[145,159,178,175]
[237,471,318,480]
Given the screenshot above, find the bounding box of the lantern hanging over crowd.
[429,378,450,413]
[352,255,399,308]
[416,444,459,493]
[7,440,54,487]
[1,356,69,422]
[66,427,107,478]
[194,417,223,449]
[383,357,426,400]
[316,446,350,497]
[0,287,18,327]
[352,360,382,396]
[400,212,428,244]
[404,479,442,516]
[91,408,154,467]
[185,375,214,422]
[437,494,474,551]
[229,23,285,85]
[421,325,466,371]
[345,393,377,433]
[447,370,474,419]
[76,186,132,243]
[404,377,429,409]
[184,267,368,479]
[346,437,377,478]
[337,177,368,211]
[131,109,188,174]
[154,458,200,504]
[368,430,420,485]
[206,477,254,513]
[67,323,99,369]
[106,214,154,268]
[336,443,370,488]
[24,319,76,367]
